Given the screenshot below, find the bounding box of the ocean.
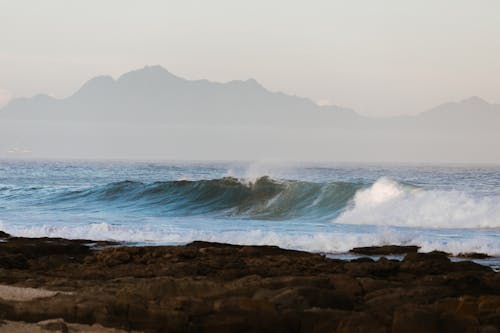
[1,159,499,259]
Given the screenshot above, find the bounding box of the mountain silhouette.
[0,65,357,126]
[0,66,499,163]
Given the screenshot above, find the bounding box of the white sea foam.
[1,221,499,256]
[336,177,500,229]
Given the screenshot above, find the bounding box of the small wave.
[336,177,500,229]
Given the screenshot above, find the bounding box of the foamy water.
[0,160,499,256]
[337,177,500,229]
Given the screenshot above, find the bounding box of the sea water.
[1,160,499,259]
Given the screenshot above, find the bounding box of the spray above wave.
[46,177,361,220]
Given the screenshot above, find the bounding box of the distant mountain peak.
[460,96,489,105]
[419,95,498,119]
[79,75,115,88]
[72,75,115,98]
[225,77,264,89]
[245,78,260,85]
[117,65,183,83]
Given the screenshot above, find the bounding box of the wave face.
[45,177,361,220]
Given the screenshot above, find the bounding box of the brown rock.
[357,277,392,294]
[300,308,350,333]
[401,251,453,275]
[269,286,353,311]
[329,274,363,299]
[457,252,491,259]
[0,231,11,239]
[439,311,480,333]
[392,305,440,333]
[478,296,500,315]
[337,312,387,333]
[37,318,69,333]
[0,233,499,333]
[435,297,460,313]
[350,245,419,256]
[456,296,479,317]
[481,325,500,333]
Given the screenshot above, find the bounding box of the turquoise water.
[1,160,499,256]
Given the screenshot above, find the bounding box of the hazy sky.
[1,0,500,116]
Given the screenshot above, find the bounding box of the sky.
[1,0,500,116]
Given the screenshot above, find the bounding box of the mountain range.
[1,66,499,163]
[0,65,357,127]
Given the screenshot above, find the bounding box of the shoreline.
[0,231,499,332]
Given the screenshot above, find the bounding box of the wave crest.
[337,178,500,229]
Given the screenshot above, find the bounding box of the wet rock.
[337,312,387,333]
[481,326,500,333]
[357,277,392,294]
[478,295,500,315]
[300,308,350,333]
[345,257,400,277]
[392,305,440,333]
[0,231,11,239]
[0,253,29,269]
[0,232,499,333]
[329,274,363,299]
[401,251,454,275]
[458,252,492,259]
[94,248,131,267]
[439,311,480,333]
[350,245,419,256]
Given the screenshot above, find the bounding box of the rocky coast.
[0,231,499,333]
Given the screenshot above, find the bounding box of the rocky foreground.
[0,232,499,333]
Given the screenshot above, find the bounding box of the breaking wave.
[2,176,499,229]
[337,177,500,229]
[41,177,362,220]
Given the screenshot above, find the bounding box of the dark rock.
[350,245,420,256]
[457,252,492,259]
[345,257,400,277]
[0,253,29,269]
[454,260,493,272]
[401,251,453,275]
[439,311,480,333]
[329,274,363,299]
[357,277,395,294]
[481,326,500,333]
[337,312,387,333]
[300,308,350,333]
[0,233,499,333]
[392,305,440,333]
